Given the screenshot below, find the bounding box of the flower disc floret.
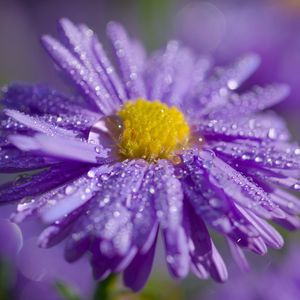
[118,99,190,161]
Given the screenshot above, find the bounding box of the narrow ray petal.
[9,133,112,164]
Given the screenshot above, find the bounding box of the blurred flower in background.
[175,0,300,138]
[204,242,300,300]
[0,215,94,300]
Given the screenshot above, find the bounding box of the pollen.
[117,99,190,161]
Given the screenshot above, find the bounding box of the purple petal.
[199,149,285,218]
[207,54,260,92]
[37,206,83,248]
[181,150,268,224]
[64,235,90,262]
[184,202,228,281]
[90,245,137,280]
[37,113,98,135]
[227,238,250,272]
[248,237,268,255]
[42,34,115,114]
[67,160,148,256]
[129,166,159,251]
[1,83,93,115]
[238,205,284,249]
[91,252,112,281]
[107,21,146,99]
[200,113,290,142]
[123,231,157,292]
[211,139,300,172]
[90,29,127,104]
[206,84,290,120]
[12,181,83,223]
[153,160,184,230]
[163,226,190,279]
[191,264,209,280]
[0,146,57,172]
[4,109,76,137]
[151,160,189,278]
[59,19,125,107]
[9,133,113,164]
[256,172,300,191]
[209,243,228,282]
[187,54,260,115]
[270,188,300,215]
[146,41,195,105]
[180,150,278,254]
[0,162,87,204]
[274,214,300,230]
[39,165,113,224]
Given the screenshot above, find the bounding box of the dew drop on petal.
[227,79,238,90]
[95,146,101,154]
[292,183,300,190]
[294,148,300,155]
[87,170,95,178]
[268,128,277,139]
[254,156,263,163]
[149,187,155,194]
[65,185,75,195]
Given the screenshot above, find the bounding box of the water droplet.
[87,170,95,178]
[170,155,182,165]
[254,156,263,163]
[169,205,178,213]
[65,185,75,195]
[113,211,120,217]
[268,128,277,139]
[209,198,221,208]
[292,183,300,190]
[294,148,300,155]
[166,255,175,264]
[227,79,238,90]
[18,197,35,211]
[149,187,155,194]
[95,146,101,154]
[241,154,250,160]
[156,210,163,218]
[104,115,124,138]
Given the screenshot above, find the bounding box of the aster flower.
[1,18,300,292]
[204,242,300,300]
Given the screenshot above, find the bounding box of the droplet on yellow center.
[117,99,190,161]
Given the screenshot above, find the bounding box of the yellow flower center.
[117,99,190,161]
